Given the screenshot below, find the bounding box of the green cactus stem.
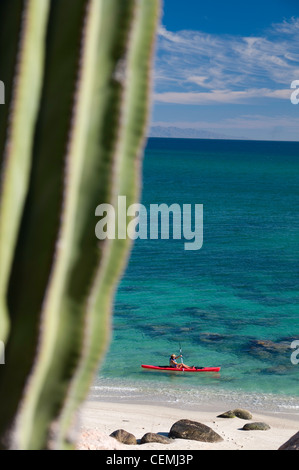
[0,0,50,344]
[0,0,159,450]
[54,0,160,449]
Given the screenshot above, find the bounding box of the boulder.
[278,431,299,450]
[242,422,270,431]
[217,410,236,419]
[110,429,137,445]
[217,409,252,420]
[232,409,253,420]
[169,419,223,443]
[140,433,172,445]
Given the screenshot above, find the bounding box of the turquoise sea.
[93,138,299,413]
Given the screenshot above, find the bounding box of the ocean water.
[93,138,299,413]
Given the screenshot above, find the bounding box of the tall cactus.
[0,0,159,450]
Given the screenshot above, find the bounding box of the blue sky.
[150,0,299,140]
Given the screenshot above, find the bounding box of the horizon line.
[146,136,299,144]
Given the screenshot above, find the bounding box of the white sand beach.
[77,400,298,450]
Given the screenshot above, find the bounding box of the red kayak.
[141,364,221,373]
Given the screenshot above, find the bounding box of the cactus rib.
[15,0,102,450]
[0,0,50,344]
[30,0,141,449]
[55,0,160,449]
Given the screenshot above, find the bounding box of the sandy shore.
[77,400,298,450]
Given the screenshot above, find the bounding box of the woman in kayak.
[169,354,191,369]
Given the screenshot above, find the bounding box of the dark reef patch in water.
[242,339,292,365]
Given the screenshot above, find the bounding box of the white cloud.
[158,25,188,44]
[153,114,299,129]
[154,18,299,105]
[270,16,299,35]
[154,88,291,105]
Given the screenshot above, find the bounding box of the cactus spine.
[0,0,159,450]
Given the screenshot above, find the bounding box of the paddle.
[179,342,183,365]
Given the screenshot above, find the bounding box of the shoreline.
[90,375,299,417]
[77,398,299,450]
[87,393,299,423]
